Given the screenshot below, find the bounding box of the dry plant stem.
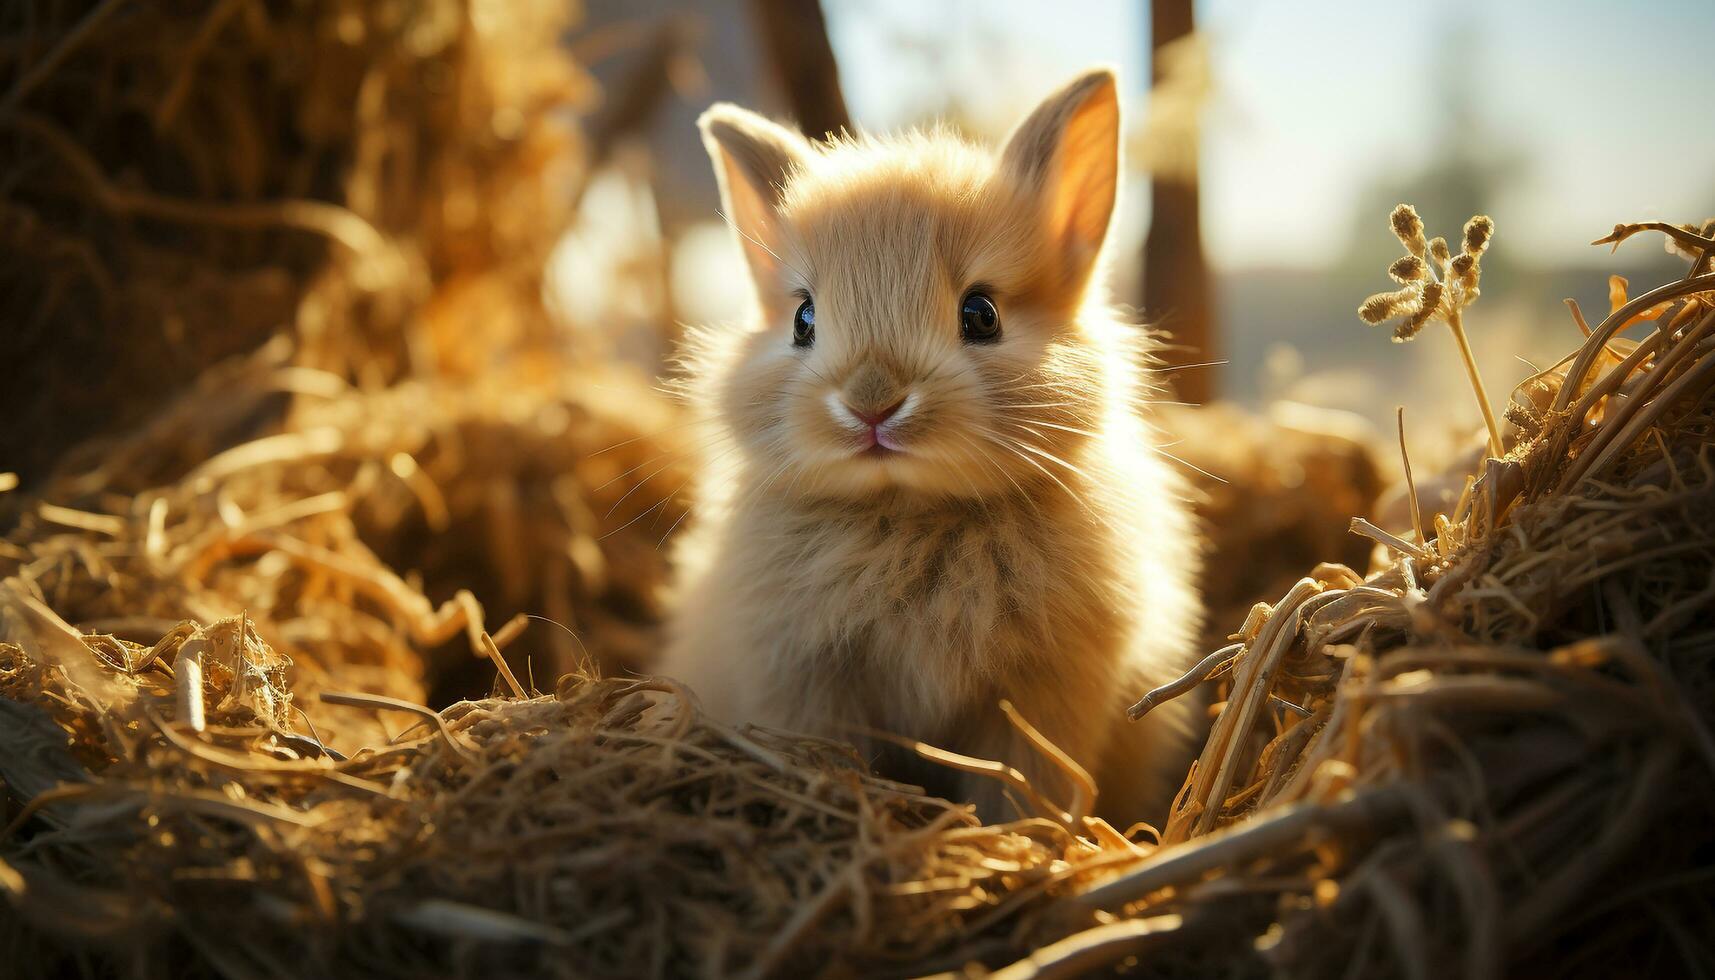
[1349,518,1428,561]
[1257,708,1327,803]
[1128,643,1242,720]
[318,691,478,766]
[36,503,126,536]
[1446,307,1504,458]
[145,709,389,798]
[1070,788,1410,914]
[1554,271,1715,412]
[175,645,206,732]
[900,737,1070,824]
[1179,579,1325,840]
[392,901,574,946]
[1565,299,1636,362]
[981,915,1183,980]
[1565,327,1669,429]
[1592,221,1715,256]
[478,631,526,698]
[745,867,858,980]
[1267,656,1362,806]
[1000,700,1096,824]
[153,0,246,128]
[1398,408,1425,547]
[1563,352,1715,493]
[1557,309,1715,492]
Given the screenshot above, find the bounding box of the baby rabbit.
[662,69,1203,824]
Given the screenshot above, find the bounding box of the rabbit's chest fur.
[662,440,1203,821]
[667,473,1139,741]
[774,497,1107,725]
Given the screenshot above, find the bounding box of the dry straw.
[0,0,590,481]
[3,1,1714,975]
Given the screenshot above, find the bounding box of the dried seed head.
[1359,296,1391,324]
[1388,255,1427,284]
[1462,215,1494,256]
[1393,309,1430,342]
[1449,252,1478,289]
[1359,285,1422,325]
[1391,280,1443,342]
[1428,237,1451,267]
[1417,279,1444,316]
[1391,204,1427,256]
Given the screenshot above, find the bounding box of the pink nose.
[848,398,904,428]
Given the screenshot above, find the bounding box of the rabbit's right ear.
[1000,69,1121,297]
[699,105,808,291]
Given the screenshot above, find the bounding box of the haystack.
[1,0,587,479]
[3,2,1713,977]
[1,0,687,702]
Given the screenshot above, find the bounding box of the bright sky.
[824,0,1715,270]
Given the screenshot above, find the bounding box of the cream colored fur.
[661,69,1204,824]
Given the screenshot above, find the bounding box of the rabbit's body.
[663,70,1204,823]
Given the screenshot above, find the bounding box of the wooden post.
[750,0,852,139]
[1143,0,1217,403]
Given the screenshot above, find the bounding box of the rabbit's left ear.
[1000,69,1121,292]
[698,104,809,293]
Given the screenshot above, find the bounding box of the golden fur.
[662,69,1204,823]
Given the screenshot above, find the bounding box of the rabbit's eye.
[792,299,815,347]
[960,292,1000,343]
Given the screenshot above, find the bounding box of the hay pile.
[0,342,687,741]
[1142,219,1715,977]
[3,1,1714,975]
[0,625,1076,977]
[0,0,587,482]
[0,0,687,702]
[1159,401,1385,651]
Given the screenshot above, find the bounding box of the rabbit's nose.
[841,363,905,424]
[846,397,905,428]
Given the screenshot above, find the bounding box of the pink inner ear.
[1043,89,1120,277]
[720,149,782,282]
[703,109,807,299]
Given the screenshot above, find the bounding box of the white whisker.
[589,415,711,456]
[594,429,732,493]
[1156,447,1228,485]
[998,417,1103,440]
[978,428,1115,533]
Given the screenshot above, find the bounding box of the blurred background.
[558,0,1711,457]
